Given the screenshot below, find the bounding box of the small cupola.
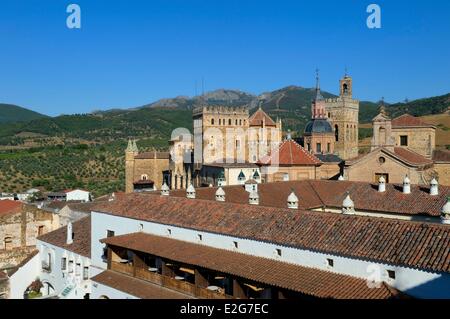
[287,191,299,209]
[161,182,170,196]
[430,178,439,196]
[66,222,73,245]
[249,190,259,205]
[403,175,411,194]
[244,179,258,193]
[238,170,246,185]
[215,187,225,202]
[441,197,450,225]
[253,170,260,181]
[342,193,355,215]
[186,184,196,199]
[378,176,386,193]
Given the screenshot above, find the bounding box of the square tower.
[325,75,359,160]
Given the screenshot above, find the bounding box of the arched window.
[4,236,12,250]
[239,119,242,125]
[211,119,214,125]
[235,119,238,125]
[335,125,339,142]
[141,174,148,181]
[343,83,348,94]
[219,119,221,125]
[228,119,232,125]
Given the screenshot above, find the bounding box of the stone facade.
[261,166,319,183]
[0,204,57,251]
[391,127,435,158]
[435,162,450,186]
[344,148,434,185]
[325,75,359,160]
[125,145,170,193]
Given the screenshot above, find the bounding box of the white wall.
[9,253,40,299]
[36,240,91,299]
[66,190,91,202]
[91,211,450,299]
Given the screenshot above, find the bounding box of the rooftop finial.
[315,68,320,90]
[379,97,387,116]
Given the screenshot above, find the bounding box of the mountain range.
[0,87,449,146]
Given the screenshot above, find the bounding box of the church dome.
[304,119,333,134]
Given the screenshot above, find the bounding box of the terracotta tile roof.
[169,180,450,217]
[393,147,434,165]
[433,150,450,162]
[93,193,450,273]
[0,200,21,217]
[258,139,322,166]
[249,108,277,127]
[37,216,91,258]
[91,270,192,299]
[392,114,435,128]
[101,232,403,299]
[133,179,155,185]
[135,152,170,160]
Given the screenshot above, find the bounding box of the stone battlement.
[192,105,249,117]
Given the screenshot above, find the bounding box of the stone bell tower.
[325,72,359,159]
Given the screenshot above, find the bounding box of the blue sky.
[0,0,449,116]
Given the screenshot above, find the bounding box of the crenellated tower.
[325,73,359,159]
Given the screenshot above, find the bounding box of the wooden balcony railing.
[111,261,134,276]
[111,264,233,299]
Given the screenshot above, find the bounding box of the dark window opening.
[335,125,339,142]
[316,143,322,153]
[387,270,396,280]
[233,241,238,249]
[327,258,334,267]
[276,248,282,257]
[107,230,115,238]
[400,135,408,146]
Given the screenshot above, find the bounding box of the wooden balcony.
[110,262,233,299]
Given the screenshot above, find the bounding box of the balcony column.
[133,252,145,277]
[233,279,246,299]
[194,269,210,288]
[161,260,175,277]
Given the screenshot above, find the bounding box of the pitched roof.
[433,150,450,162]
[91,270,192,299]
[346,147,433,167]
[37,216,91,258]
[101,232,403,299]
[392,114,435,128]
[93,193,450,273]
[258,139,322,166]
[134,152,170,160]
[249,108,277,127]
[393,147,434,165]
[0,200,21,217]
[169,180,450,217]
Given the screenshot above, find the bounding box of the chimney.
[430,178,439,196]
[161,182,170,196]
[249,190,259,205]
[215,187,226,202]
[66,222,73,245]
[378,176,386,193]
[441,197,450,225]
[287,191,299,209]
[186,184,196,199]
[342,193,355,215]
[403,175,411,194]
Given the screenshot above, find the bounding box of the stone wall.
[344,149,433,185]
[435,162,450,186]
[391,127,435,158]
[262,166,318,183]
[0,204,57,251]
